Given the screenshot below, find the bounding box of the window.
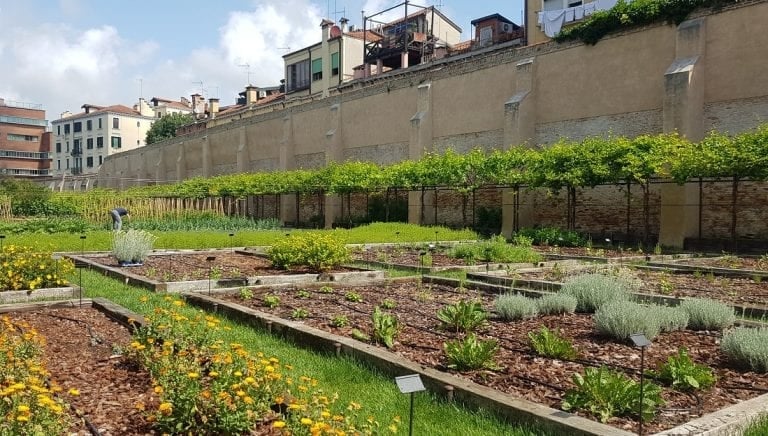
[331,52,340,76]
[56,125,61,135]
[86,156,94,167]
[73,139,81,154]
[312,58,323,81]
[64,124,70,134]
[73,122,82,133]
[66,159,69,169]
[96,137,104,148]
[87,138,93,149]
[57,160,61,170]
[8,134,39,142]
[65,141,69,152]
[98,155,103,165]
[111,136,121,149]
[86,120,92,131]
[286,59,310,92]
[98,118,102,129]
[56,142,61,153]
[0,150,49,159]
[112,117,119,129]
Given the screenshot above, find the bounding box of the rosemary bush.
[536,293,578,315]
[593,301,661,342]
[655,305,690,333]
[111,229,157,263]
[494,294,539,321]
[559,273,631,313]
[721,327,768,373]
[679,298,735,331]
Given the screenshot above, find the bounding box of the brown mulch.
[675,256,768,271]
[351,246,468,267]
[535,246,648,259]
[8,307,156,435]
[215,280,768,434]
[89,252,358,282]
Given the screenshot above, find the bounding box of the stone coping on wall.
[181,291,633,436]
[0,286,81,304]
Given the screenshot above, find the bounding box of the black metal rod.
[639,347,645,436]
[409,391,414,436]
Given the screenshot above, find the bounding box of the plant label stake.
[0,234,5,252]
[630,333,651,436]
[79,235,86,307]
[207,256,216,296]
[395,374,425,436]
[229,233,235,252]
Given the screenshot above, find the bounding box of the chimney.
[321,18,334,40]
[245,85,258,105]
[180,96,191,107]
[61,110,72,118]
[137,97,153,117]
[209,98,220,119]
[340,17,349,33]
[191,93,206,118]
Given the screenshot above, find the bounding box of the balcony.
[71,146,82,157]
[70,167,83,175]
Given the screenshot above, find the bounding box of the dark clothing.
[110,207,129,230]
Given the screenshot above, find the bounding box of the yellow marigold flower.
[273,421,286,428]
[16,415,29,422]
[301,417,313,425]
[208,371,219,378]
[274,396,284,404]
[348,401,361,411]
[154,386,163,394]
[388,424,398,433]
[234,371,243,377]
[265,365,275,373]
[17,405,30,413]
[236,390,246,397]
[68,388,80,396]
[288,403,303,410]
[243,396,254,404]
[139,296,148,302]
[158,402,173,415]
[187,372,199,379]
[173,300,184,307]
[244,376,256,385]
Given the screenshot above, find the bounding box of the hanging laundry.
[543,9,567,37]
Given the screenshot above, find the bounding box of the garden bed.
[210,280,768,434]
[1,300,154,435]
[78,251,383,292]
[0,286,80,304]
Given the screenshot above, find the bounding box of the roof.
[218,92,286,118]
[470,13,515,26]
[451,41,472,51]
[52,104,150,123]
[345,30,383,42]
[382,6,462,34]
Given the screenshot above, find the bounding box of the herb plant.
[443,334,500,371]
[437,300,488,333]
[371,307,399,348]
[648,348,716,391]
[528,327,577,360]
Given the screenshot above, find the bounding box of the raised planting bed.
[0,286,81,304]
[203,280,768,434]
[473,262,768,315]
[75,250,383,292]
[645,255,768,280]
[0,299,155,434]
[536,246,694,264]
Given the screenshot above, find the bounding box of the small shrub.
[112,229,157,263]
[0,245,74,291]
[679,298,735,331]
[296,289,311,299]
[655,306,689,333]
[648,348,716,391]
[444,333,500,371]
[350,328,370,342]
[562,366,664,423]
[449,235,542,264]
[380,298,397,310]
[437,300,488,333]
[267,233,350,272]
[371,307,399,348]
[516,227,586,247]
[536,293,578,315]
[291,308,309,319]
[528,327,577,360]
[262,294,280,308]
[494,294,539,321]
[559,273,631,313]
[319,285,334,294]
[238,287,254,300]
[345,291,363,303]
[593,301,661,342]
[330,315,349,328]
[721,327,768,373]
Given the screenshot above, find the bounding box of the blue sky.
[0,0,523,122]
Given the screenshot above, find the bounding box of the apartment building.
[528,0,622,44]
[50,104,154,177]
[0,98,50,178]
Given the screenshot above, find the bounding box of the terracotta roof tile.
[345,30,382,42]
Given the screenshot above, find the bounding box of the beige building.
[527,0,622,45]
[50,104,154,183]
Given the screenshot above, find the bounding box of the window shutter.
[312,58,323,74]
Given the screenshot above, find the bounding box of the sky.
[0,0,524,124]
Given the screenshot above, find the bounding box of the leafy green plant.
[371,307,399,348]
[437,300,488,333]
[350,328,371,342]
[559,273,632,313]
[319,285,334,293]
[536,293,578,315]
[345,291,363,303]
[444,333,500,371]
[494,294,539,321]
[562,366,664,423]
[268,232,350,272]
[721,327,768,373]
[448,235,542,264]
[679,298,735,331]
[380,298,397,310]
[238,287,254,300]
[528,326,577,360]
[262,294,280,308]
[593,301,662,342]
[291,308,309,320]
[296,289,311,299]
[331,315,349,328]
[112,229,157,263]
[515,227,586,247]
[648,348,716,391]
[0,244,74,291]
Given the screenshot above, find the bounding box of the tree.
[145,113,195,144]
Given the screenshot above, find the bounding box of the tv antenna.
[192,80,204,96]
[327,0,346,22]
[238,63,251,85]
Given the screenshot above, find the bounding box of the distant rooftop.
[0,98,43,111]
